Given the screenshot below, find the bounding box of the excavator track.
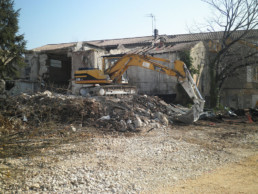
[79,85,137,97]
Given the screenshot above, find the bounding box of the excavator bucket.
[173,100,205,124]
[175,105,198,124]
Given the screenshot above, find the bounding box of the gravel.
[1,124,257,193]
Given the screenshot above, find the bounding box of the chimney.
[154,29,158,39]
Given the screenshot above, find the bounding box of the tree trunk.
[209,62,221,108]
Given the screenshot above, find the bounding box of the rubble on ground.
[1,91,257,134]
[0,91,192,133]
[200,107,258,123]
[1,92,257,193]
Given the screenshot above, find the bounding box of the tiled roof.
[86,30,258,47]
[32,42,76,52]
[31,30,258,52]
[166,30,258,43]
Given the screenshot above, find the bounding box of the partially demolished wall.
[9,53,47,95]
[22,43,200,99]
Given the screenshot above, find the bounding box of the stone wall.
[221,66,258,108]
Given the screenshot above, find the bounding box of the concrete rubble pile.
[0,91,191,132]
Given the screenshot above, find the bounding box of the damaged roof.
[87,36,155,47]
[32,42,77,52]
[31,29,258,53]
[126,42,199,55]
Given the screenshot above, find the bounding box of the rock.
[155,112,162,120]
[23,115,28,122]
[99,115,111,120]
[154,112,169,126]
[161,116,169,126]
[150,122,160,128]
[134,115,143,128]
[31,183,40,189]
[127,123,136,131]
[70,125,76,132]
[116,120,127,132]
[159,100,168,106]
[43,90,52,97]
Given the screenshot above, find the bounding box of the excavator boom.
[105,54,186,83]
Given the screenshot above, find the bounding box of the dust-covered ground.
[155,154,258,194]
[0,121,257,193]
[0,93,257,193]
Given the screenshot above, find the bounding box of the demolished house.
[14,29,258,108]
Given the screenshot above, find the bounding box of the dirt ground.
[0,92,257,193]
[1,120,257,193]
[149,121,258,194]
[154,154,258,194]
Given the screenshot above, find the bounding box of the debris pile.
[200,107,258,123]
[0,91,190,133]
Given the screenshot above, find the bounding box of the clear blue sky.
[14,0,211,50]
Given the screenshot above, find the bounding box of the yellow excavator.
[74,54,205,123]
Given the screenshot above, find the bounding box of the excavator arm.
[105,54,205,123]
[105,54,186,83]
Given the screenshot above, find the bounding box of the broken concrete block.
[155,112,169,126]
[23,115,28,122]
[154,112,162,120]
[144,120,149,125]
[134,115,143,128]
[71,125,76,132]
[141,117,150,125]
[127,119,132,124]
[119,120,127,132]
[150,122,161,128]
[161,116,169,126]
[43,90,52,97]
[99,115,111,120]
[159,100,168,106]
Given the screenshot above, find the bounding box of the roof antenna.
[146,13,156,36]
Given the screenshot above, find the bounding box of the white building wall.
[126,52,178,95]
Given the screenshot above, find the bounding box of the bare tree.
[201,0,258,107]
